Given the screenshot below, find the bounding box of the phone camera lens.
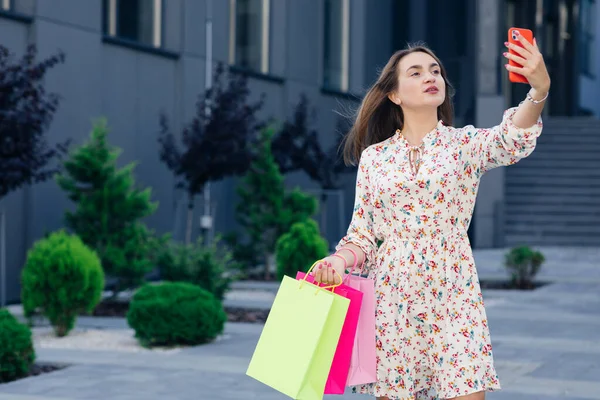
[512,31,518,40]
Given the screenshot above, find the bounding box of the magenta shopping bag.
[296,270,363,395]
[343,271,377,386]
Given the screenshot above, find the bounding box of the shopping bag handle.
[301,260,344,293]
[343,256,367,284]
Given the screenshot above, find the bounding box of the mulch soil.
[87,279,549,324]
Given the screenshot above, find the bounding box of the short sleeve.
[462,106,543,174]
[335,147,378,270]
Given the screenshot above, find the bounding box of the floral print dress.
[336,107,543,400]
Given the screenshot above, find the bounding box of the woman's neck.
[401,109,439,146]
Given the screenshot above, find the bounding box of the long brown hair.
[342,44,455,165]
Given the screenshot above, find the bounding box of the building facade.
[0,0,597,304]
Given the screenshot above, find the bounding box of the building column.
[474,0,507,248]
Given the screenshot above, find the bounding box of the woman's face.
[390,51,446,111]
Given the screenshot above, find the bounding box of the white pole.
[201,0,214,243]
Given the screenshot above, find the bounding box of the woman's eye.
[433,70,441,75]
[411,72,420,76]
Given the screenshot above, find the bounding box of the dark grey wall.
[1,0,490,303]
[0,12,36,304]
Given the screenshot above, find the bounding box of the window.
[103,0,162,48]
[323,0,349,92]
[1,0,11,11]
[229,0,270,74]
[581,0,596,75]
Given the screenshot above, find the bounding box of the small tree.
[504,246,545,290]
[279,188,319,232]
[225,186,318,276]
[0,44,69,201]
[56,119,159,294]
[236,126,285,280]
[158,63,264,244]
[157,236,240,301]
[272,95,354,233]
[276,219,328,281]
[21,230,104,337]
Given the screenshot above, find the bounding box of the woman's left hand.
[504,31,551,93]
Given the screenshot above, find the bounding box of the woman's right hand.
[312,255,346,285]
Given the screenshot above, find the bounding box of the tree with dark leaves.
[272,95,354,234]
[158,63,264,244]
[0,44,69,200]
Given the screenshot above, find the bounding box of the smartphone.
[508,27,534,83]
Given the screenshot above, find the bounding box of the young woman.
[313,32,550,400]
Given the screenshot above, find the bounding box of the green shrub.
[21,230,105,337]
[280,188,319,234]
[504,245,545,289]
[56,119,160,294]
[222,231,259,276]
[127,282,226,347]
[276,219,328,281]
[235,126,285,280]
[226,188,318,276]
[0,309,35,383]
[157,236,238,301]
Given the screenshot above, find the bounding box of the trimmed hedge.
[0,309,35,383]
[127,282,226,347]
[21,230,104,336]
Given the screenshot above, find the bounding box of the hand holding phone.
[506,27,534,83]
[504,27,551,94]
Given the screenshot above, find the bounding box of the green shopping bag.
[246,267,349,399]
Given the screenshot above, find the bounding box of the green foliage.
[280,188,319,232]
[235,126,285,278]
[504,246,545,289]
[276,219,328,281]
[127,282,227,347]
[233,125,321,278]
[21,230,104,337]
[56,119,160,292]
[222,231,259,276]
[157,236,239,301]
[0,309,35,383]
[236,125,284,248]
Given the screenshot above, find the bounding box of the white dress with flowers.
[336,107,543,400]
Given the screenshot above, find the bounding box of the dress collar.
[393,120,445,148]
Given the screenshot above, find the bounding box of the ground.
[0,247,599,400]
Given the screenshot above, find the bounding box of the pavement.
[0,246,599,400]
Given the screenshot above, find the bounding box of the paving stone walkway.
[0,247,599,400]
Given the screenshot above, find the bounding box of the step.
[527,149,600,158]
[536,131,600,139]
[506,168,600,178]
[524,151,600,161]
[505,203,600,215]
[544,119,600,125]
[543,123,600,128]
[507,199,599,208]
[505,213,600,224]
[534,139,600,149]
[505,225,600,236]
[504,234,600,247]
[506,186,600,196]
[544,122,600,129]
[505,159,600,169]
[546,116,600,121]
[506,177,600,187]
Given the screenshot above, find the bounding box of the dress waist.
[382,225,468,244]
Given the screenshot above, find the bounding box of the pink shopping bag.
[343,270,377,386]
[296,270,363,395]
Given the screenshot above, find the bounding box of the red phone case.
[508,27,534,84]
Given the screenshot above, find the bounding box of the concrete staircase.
[504,117,600,246]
